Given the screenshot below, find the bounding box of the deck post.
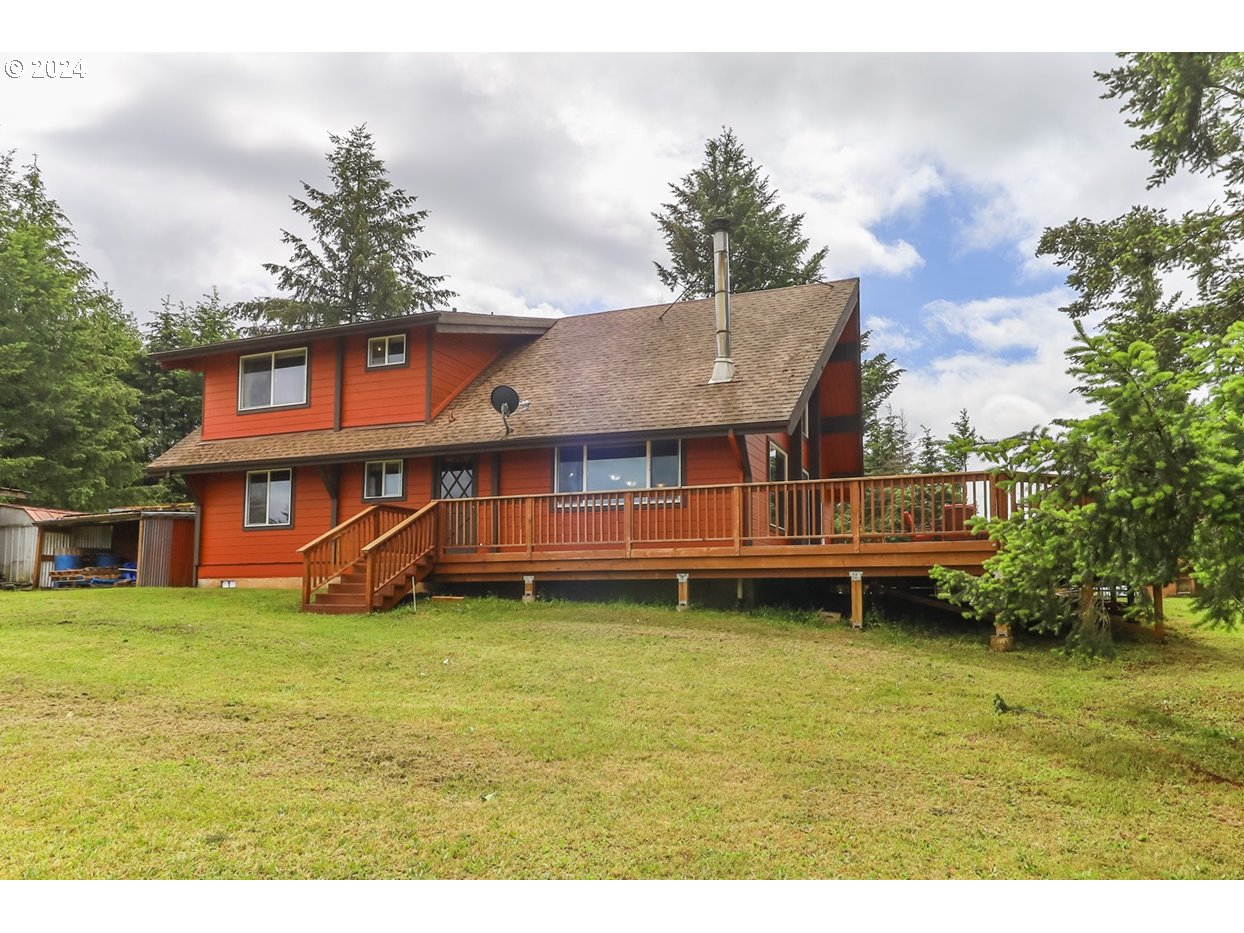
[990,621,1014,652]
[524,498,534,559]
[364,554,375,613]
[623,492,633,557]
[850,481,862,551]
[676,572,690,612]
[849,570,864,628]
[522,574,536,603]
[1152,584,1165,639]
[731,485,743,555]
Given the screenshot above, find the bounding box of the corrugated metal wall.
[71,526,114,551]
[37,531,73,588]
[139,517,173,587]
[0,524,38,584]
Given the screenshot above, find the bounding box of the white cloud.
[892,288,1095,440]
[863,314,922,355]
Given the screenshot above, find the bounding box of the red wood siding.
[195,468,334,578]
[200,342,336,441]
[498,448,552,496]
[684,436,743,487]
[340,328,430,428]
[429,334,507,418]
[817,306,864,477]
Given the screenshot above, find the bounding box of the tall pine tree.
[0,154,143,509]
[653,127,828,298]
[252,125,455,332]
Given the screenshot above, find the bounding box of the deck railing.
[360,501,439,605]
[298,503,414,607]
[429,471,1051,557]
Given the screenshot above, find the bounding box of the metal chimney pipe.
[707,217,736,384]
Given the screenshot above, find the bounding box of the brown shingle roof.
[148,280,859,474]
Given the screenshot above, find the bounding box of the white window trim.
[366,334,407,368]
[238,348,308,411]
[244,469,293,527]
[363,459,405,500]
[801,403,810,438]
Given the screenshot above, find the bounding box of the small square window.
[364,460,404,499]
[367,335,406,368]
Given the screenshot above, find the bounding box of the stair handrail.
[300,503,413,609]
[361,501,440,605]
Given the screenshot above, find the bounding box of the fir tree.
[653,127,828,298]
[253,125,455,331]
[131,289,241,498]
[0,154,143,509]
[933,54,1244,655]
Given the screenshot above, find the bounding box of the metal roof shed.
[32,508,197,588]
[0,505,80,586]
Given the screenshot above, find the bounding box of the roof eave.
[151,310,556,365]
[146,420,791,476]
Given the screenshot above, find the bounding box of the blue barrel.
[53,555,83,571]
[94,554,120,568]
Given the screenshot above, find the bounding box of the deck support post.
[676,573,690,612]
[849,571,864,628]
[990,621,1014,652]
[1152,584,1165,639]
[522,575,536,603]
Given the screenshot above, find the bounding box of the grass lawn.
[0,588,1240,879]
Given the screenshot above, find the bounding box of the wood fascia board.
[150,311,552,366]
[784,280,860,437]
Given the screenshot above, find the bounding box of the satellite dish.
[491,385,520,415]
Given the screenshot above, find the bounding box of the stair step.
[313,593,369,608]
[305,603,369,615]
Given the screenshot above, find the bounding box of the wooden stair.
[306,555,435,614]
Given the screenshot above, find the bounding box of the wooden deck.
[299,471,1049,613]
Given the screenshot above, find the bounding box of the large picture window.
[367,334,406,368]
[363,460,404,500]
[245,469,293,527]
[239,348,307,410]
[555,440,681,493]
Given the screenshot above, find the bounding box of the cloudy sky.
[2,52,1216,440]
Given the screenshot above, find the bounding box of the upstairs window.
[555,440,681,493]
[364,460,404,500]
[367,334,406,368]
[245,469,293,527]
[239,348,307,410]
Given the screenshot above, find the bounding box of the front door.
[437,457,477,548]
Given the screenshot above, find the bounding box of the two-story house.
[150,233,1019,616]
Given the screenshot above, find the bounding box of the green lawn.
[0,589,1240,879]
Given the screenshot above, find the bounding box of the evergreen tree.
[859,331,908,474]
[653,127,828,298]
[0,155,143,509]
[252,125,455,332]
[933,54,1244,655]
[131,290,241,486]
[864,406,915,476]
[942,409,979,472]
[915,426,944,474]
